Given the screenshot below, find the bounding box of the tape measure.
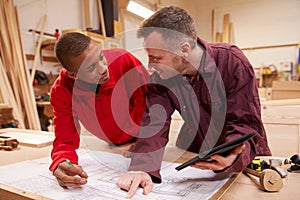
[248,158,269,171]
[248,158,263,171]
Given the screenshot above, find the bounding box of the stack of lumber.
[271,81,300,100]
[211,10,232,43]
[0,0,40,130]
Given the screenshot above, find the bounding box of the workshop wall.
[13,0,85,74]
[119,0,185,66]
[13,0,300,75]
[185,0,300,73]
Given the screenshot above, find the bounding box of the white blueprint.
[0,150,232,200]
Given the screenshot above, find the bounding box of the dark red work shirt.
[129,38,272,182]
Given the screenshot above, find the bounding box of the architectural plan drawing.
[0,150,232,199]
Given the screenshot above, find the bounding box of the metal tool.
[269,158,287,178]
[248,158,287,178]
[285,154,300,173]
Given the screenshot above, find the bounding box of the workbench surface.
[0,129,299,199]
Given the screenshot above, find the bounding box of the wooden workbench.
[261,103,300,157]
[0,129,299,199]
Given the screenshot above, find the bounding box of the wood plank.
[0,183,51,200]
[271,81,300,100]
[0,59,25,128]
[96,0,106,37]
[30,15,47,84]
[228,22,232,43]
[0,128,54,148]
[6,2,31,126]
[114,20,123,36]
[272,81,300,91]
[215,32,221,42]
[26,54,58,63]
[272,91,300,100]
[261,98,300,107]
[241,43,298,51]
[40,39,56,51]
[0,2,26,128]
[211,9,214,42]
[84,0,91,30]
[13,4,41,130]
[118,0,129,9]
[222,13,230,43]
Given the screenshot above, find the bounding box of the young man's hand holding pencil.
[53,159,88,188]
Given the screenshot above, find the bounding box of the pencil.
[66,159,75,167]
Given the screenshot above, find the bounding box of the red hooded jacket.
[49,48,149,172]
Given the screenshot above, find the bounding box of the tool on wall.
[54,29,60,40]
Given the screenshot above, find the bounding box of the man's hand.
[53,160,88,188]
[191,144,245,171]
[116,171,153,198]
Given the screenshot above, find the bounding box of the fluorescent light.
[127,0,154,19]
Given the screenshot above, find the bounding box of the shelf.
[41,39,56,51]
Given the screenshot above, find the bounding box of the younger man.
[49,32,149,187]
